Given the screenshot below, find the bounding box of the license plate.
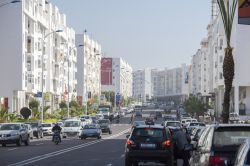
[140,143,156,149]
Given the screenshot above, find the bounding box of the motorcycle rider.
[52,123,62,142]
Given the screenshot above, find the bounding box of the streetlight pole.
[0,0,20,8]
[41,29,63,123]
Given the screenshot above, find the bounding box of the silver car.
[0,123,30,147]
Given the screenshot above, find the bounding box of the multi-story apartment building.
[0,0,76,113]
[151,64,189,104]
[76,33,102,105]
[132,69,152,102]
[101,57,133,103]
[190,0,250,116]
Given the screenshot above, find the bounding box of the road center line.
[8,148,18,151]
[8,128,130,166]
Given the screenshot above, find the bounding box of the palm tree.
[217,0,237,123]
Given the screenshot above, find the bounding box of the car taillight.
[209,156,228,165]
[126,139,134,145]
[163,140,171,148]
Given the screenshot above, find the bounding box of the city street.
[0,110,165,166]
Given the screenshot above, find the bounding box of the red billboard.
[239,0,250,25]
[101,58,113,85]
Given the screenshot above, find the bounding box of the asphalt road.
[0,109,167,166]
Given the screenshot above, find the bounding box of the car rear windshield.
[0,124,20,130]
[213,127,250,147]
[132,128,166,140]
[167,122,181,127]
[84,125,98,129]
[98,120,109,124]
[64,121,80,127]
[42,124,52,127]
[189,123,205,127]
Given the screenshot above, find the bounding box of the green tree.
[102,91,115,106]
[184,96,208,117]
[0,107,8,122]
[217,0,237,123]
[29,99,40,120]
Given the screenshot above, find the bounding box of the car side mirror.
[126,135,130,139]
[192,137,198,142]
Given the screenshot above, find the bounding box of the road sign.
[35,92,42,98]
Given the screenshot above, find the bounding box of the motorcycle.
[53,131,61,145]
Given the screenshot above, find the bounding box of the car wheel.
[24,137,30,146]
[2,143,6,147]
[98,136,101,139]
[125,157,132,166]
[109,130,112,134]
[40,132,43,138]
[16,137,22,146]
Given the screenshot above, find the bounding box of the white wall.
[0,3,23,112]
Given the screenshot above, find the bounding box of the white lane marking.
[8,148,18,151]
[107,164,112,166]
[8,128,130,166]
[35,143,44,146]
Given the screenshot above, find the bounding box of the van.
[62,119,82,138]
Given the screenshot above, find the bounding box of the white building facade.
[101,57,133,101]
[151,64,189,104]
[0,0,76,113]
[76,33,102,105]
[132,69,152,102]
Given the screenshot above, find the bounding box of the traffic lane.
[0,125,130,165]
[30,133,127,166]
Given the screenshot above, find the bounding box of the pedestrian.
[130,113,134,124]
[172,128,191,166]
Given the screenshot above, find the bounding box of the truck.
[98,102,113,118]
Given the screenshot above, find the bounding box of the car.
[186,122,206,128]
[190,124,250,166]
[163,115,176,121]
[62,119,82,138]
[80,124,102,140]
[25,122,43,139]
[125,125,174,166]
[135,110,142,117]
[229,112,240,123]
[134,105,142,111]
[96,114,104,120]
[41,123,54,136]
[164,121,182,134]
[234,138,250,166]
[145,118,155,125]
[24,124,34,139]
[98,119,112,134]
[132,121,146,127]
[90,116,98,124]
[80,115,92,124]
[0,123,30,147]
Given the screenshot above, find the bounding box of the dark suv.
[25,122,43,139]
[125,125,174,166]
[98,119,112,134]
[190,124,250,166]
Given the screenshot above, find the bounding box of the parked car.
[24,124,34,139]
[190,124,250,166]
[41,123,54,136]
[80,124,102,139]
[234,138,250,166]
[25,122,43,139]
[62,119,82,138]
[0,123,30,147]
[97,119,112,134]
[125,125,174,166]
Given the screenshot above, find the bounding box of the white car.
[80,116,92,124]
[42,123,54,136]
[62,119,82,138]
[96,114,104,120]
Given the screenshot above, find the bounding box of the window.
[220,72,223,79]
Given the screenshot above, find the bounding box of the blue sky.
[52,0,211,70]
